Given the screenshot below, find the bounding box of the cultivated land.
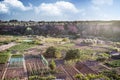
[0,21,120,80]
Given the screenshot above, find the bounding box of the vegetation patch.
[0,35,15,45]
[44,46,61,58]
[65,49,81,60]
[65,49,95,61]
[105,60,120,67]
[56,43,75,51]
[0,52,10,64]
[75,73,109,80]
[44,37,62,43]
[12,54,23,58]
[96,53,110,62]
[49,59,56,70]
[8,43,35,52]
[29,75,56,80]
[102,70,120,80]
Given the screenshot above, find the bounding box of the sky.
[0,0,120,21]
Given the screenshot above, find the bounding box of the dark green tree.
[44,46,61,58]
[65,49,80,60]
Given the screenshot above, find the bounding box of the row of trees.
[44,46,81,60]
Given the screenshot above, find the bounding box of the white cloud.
[91,5,100,11]
[35,3,61,16]
[33,1,82,21]
[0,0,83,21]
[0,2,9,13]
[0,0,32,13]
[88,0,114,20]
[5,0,32,10]
[55,1,79,13]
[35,1,79,16]
[92,0,113,6]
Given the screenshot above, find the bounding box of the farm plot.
[0,53,10,79]
[55,65,73,80]
[0,64,7,79]
[4,68,25,80]
[75,62,98,75]
[62,65,80,80]
[25,54,48,78]
[83,60,110,73]
[4,55,26,80]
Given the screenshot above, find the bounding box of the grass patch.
[56,43,75,51]
[61,43,75,47]
[45,37,62,43]
[29,75,56,80]
[105,60,120,68]
[0,52,10,64]
[12,54,23,58]
[8,43,35,52]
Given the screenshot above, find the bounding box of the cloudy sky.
[0,0,120,21]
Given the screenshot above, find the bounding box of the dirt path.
[0,42,17,52]
[23,55,28,80]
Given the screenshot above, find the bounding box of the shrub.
[44,46,61,58]
[44,46,56,58]
[74,74,85,80]
[96,53,110,62]
[49,59,56,70]
[47,75,56,80]
[55,50,61,58]
[65,49,80,60]
[29,75,56,80]
[62,38,69,42]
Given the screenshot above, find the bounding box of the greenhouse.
[9,55,24,68]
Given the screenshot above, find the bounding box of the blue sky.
[0,0,120,21]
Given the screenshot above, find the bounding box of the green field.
[0,52,10,64]
[56,43,75,51]
[8,43,35,52]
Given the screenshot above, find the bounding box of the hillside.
[0,20,120,41]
